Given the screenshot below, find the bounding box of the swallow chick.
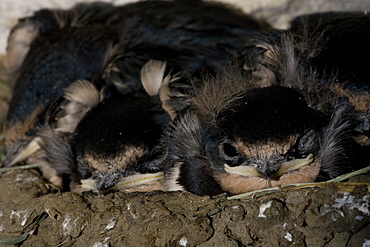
[2,4,119,170]
[160,58,368,196]
[288,11,370,145]
[102,0,271,94]
[3,1,117,78]
[2,0,271,173]
[2,0,272,174]
[37,60,175,193]
[238,11,370,146]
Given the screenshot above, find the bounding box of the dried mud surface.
[0,169,369,247]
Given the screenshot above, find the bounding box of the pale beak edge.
[224,153,314,178]
[6,137,42,167]
[113,172,164,190]
[224,163,260,177]
[81,172,164,191]
[275,153,314,177]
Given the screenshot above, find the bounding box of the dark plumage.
[102,0,270,95]
[3,2,117,76]
[2,3,119,169]
[289,12,370,143]
[2,0,270,192]
[38,60,173,192]
[160,26,370,195]
[238,11,370,143]
[72,91,167,193]
[289,12,370,90]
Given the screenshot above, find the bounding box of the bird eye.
[296,129,318,157]
[221,142,239,158]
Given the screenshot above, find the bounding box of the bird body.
[102,0,270,94]
[2,0,269,186]
[3,4,119,168]
[161,18,370,195]
[3,2,368,196]
[289,12,370,144]
[71,87,169,193]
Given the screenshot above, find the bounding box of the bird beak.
[4,137,42,167]
[274,153,314,177]
[81,178,97,191]
[224,153,314,178]
[113,172,164,190]
[80,172,165,191]
[224,163,261,177]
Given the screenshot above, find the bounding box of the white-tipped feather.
[5,20,39,76]
[56,80,100,133]
[140,60,168,96]
[63,80,100,106]
[159,74,178,120]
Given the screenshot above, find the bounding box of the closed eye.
[220,142,239,158]
[286,129,319,159]
[297,129,318,157]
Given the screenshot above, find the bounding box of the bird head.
[36,60,174,194]
[161,62,363,195]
